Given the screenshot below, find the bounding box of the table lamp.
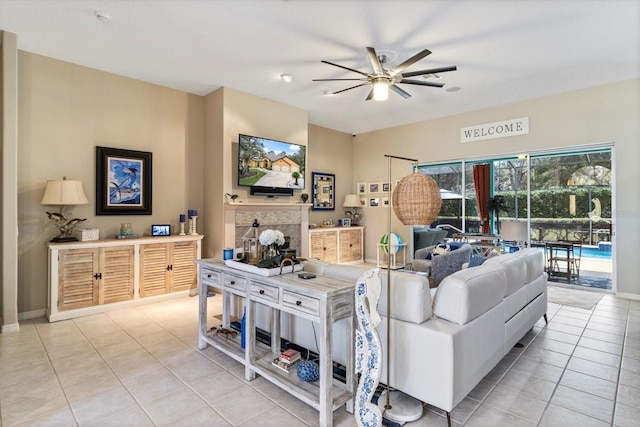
[343,194,363,225]
[500,220,529,249]
[41,177,89,242]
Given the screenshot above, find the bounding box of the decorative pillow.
[448,241,465,251]
[431,243,450,257]
[468,255,487,268]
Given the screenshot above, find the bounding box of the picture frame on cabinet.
[360,196,367,207]
[342,218,351,227]
[382,182,391,193]
[96,146,152,215]
[369,197,380,207]
[357,182,367,195]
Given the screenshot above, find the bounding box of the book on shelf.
[272,357,298,373]
[279,349,301,364]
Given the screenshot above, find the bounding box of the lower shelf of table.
[250,356,352,411]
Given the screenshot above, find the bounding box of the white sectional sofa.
[300,248,547,422]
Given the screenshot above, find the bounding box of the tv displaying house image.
[238,134,306,189]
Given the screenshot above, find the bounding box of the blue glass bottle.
[240,307,246,349]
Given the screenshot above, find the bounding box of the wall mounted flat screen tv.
[238,134,306,191]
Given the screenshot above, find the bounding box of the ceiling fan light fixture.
[373,79,389,101]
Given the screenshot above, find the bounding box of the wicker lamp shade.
[392,172,442,225]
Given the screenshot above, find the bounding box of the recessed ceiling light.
[446,86,461,92]
[95,11,110,22]
[280,74,293,83]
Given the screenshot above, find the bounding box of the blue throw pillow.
[468,255,487,268]
[448,241,464,251]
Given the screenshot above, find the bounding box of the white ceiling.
[1,0,639,135]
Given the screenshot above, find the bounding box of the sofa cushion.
[468,255,487,268]
[432,265,506,325]
[484,253,526,297]
[515,248,545,284]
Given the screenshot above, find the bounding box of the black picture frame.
[311,172,335,210]
[96,146,152,215]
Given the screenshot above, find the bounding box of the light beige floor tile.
[251,376,296,403]
[278,396,320,426]
[498,369,556,401]
[158,405,231,427]
[466,378,496,401]
[625,336,640,350]
[140,384,207,425]
[586,321,626,336]
[85,330,132,349]
[529,336,576,355]
[13,406,77,427]
[579,335,623,354]
[95,337,143,359]
[164,350,224,384]
[573,346,621,367]
[450,396,481,425]
[191,371,246,404]
[552,315,589,328]
[0,361,54,389]
[483,384,546,423]
[239,405,309,426]
[621,355,640,374]
[63,373,123,404]
[86,406,154,427]
[521,346,570,368]
[581,328,625,344]
[560,369,617,400]
[536,328,581,345]
[566,356,619,382]
[550,385,614,423]
[539,403,610,427]
[121,369,186,403]
[614,402,640,427]
[0,373,61,407]
[211,386,278,426]
[545,321,584,336]
[465,404,536,427]
[510,357,564,383]
[407,408,462,427]
[617,383,640,408]
[624,345,640,360]
[619,367,640,388]
[1,387,68,426]
[0,348,49,374]
[70,387,137,426]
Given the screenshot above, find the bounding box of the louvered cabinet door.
[169,241,197,292]
[139,243,170,297]
[310,231,338,263]
[58,248,99,311]
[100,246,134,304]
[339,229,362,263]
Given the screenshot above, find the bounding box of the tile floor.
[1,292,639,426]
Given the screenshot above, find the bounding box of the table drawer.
[222,273,246,291]
[201,268,221,286]
[282,291,320,317]
[250,281,279,302]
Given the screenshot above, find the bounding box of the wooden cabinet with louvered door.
[100,246,134,304]
[58,248,100,311]
[139,241,198,297]
[170,240,198,292]
[338,228,363,264]
[48,235,203,322]
[310,230,338,263]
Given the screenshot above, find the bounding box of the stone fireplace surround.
[224,202,311,259]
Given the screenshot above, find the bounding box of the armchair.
[411,243,472,288]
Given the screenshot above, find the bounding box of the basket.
[392,173,442,225]
[77,228,99,241]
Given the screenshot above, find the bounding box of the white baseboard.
[615,292,640,301]
[1,323,20,333]
[19,309,46,321]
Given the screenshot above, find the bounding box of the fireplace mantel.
[224,202,312,258]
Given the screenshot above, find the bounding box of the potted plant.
[485,195,508,234]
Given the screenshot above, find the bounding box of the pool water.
[580,245,612,259]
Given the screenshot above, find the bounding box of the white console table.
[196,259,355,427]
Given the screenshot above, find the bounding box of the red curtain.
[473,164,491,234]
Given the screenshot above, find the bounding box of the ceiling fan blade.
[321,60,369,77]
[398,79,445,88]
[389,49,432,76]
[365,88,374,101]
[390,84,412,99]
[312,78,367,81]
[333,83,368,95]
[366,46,384,75]
[401,65,457,78]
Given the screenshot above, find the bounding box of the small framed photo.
[369,197,380,207]
[382,182,391,193]
[151,224,171,236]
[357,182,367,195]
[368,182,380,193]
[381,196,389,207]
[360,196,367,207]
[342,218,351,227]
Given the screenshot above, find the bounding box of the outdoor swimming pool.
[580,244,612,259]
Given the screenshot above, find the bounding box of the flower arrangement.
[259,229,285,247]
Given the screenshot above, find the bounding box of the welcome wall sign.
[461,117,529,143]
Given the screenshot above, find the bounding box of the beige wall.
[17,52,204,314]
[354,78,640,296]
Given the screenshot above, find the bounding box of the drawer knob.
[230,280,235,285]
[296,300,302,306]
[207,274,212,278]
[259,290,265,295]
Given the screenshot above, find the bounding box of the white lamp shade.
[373,81,389,101]
[41,180,89,205]
[343,194,362,208]
[500,220,528,242]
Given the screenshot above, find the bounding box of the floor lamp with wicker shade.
[378,154,442,424]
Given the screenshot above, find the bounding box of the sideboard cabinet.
[309,226,364,264]
[48,235,203,321]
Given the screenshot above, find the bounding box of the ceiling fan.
[313,46,456,101]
